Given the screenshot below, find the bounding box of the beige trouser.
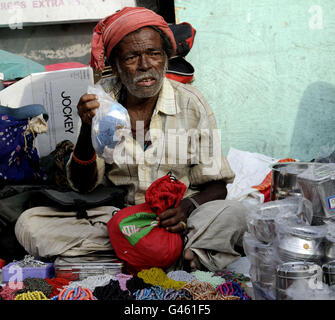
[185,199,248,272]
[15,200,247,271]
[15,206,118,258]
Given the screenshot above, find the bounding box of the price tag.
[328,196,335,211]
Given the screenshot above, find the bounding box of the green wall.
[175,0,335,161]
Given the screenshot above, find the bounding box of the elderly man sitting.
[16,7,247,272]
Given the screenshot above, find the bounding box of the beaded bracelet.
[137,268,187,290]
[72,152,97,165]
[15,291,49,300]
[51,286,97,300]
[217,281,251,300]
[181,280,239,300]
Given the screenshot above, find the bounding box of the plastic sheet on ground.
[226,147,278,205]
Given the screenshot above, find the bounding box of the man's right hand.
[77,93,100,125]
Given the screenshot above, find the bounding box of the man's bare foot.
[184,248,202,271]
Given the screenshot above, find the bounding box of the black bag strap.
[39,185,126,219]
[0,182,126,226]
[73,199,89,220]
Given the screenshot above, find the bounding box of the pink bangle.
[72,151,96,165]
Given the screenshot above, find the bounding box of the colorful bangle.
[15,291,49,300]
[51,286,97,300]
[72,151,97,165]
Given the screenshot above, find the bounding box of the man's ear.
[102,58,119,78]
[111,63,119,77]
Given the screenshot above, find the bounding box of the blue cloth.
[0,113,47,183]
[92,101,129,156]
[0,104,48,121]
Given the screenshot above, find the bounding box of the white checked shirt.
[67,78,235,205]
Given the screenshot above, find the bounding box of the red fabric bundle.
[45,277,70,298]
[107,174,186,273]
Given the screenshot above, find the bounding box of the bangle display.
[72,152,97,165]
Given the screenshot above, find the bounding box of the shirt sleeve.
[187,88,235,187]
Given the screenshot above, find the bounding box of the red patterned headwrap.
[90,7,177,71]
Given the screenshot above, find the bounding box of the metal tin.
[324,234,335,262]
[276,262,322,300]
[297,163,335,220]
[270,162,311,201]
[322,260,335,286]
[247,199,300,243]
[276,224,325,264]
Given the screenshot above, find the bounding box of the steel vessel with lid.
[324,233,335,262]
[297,163,335,223]
[275,216,326,264]
[247,198,301,243]
[322,260,335,286]
[271,162,310,201]
[276,262,322,300]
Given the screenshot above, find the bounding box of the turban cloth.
[90,7,177,72]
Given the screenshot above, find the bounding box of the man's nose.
[138,54,151,71]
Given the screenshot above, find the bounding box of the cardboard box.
[0,67,94,157]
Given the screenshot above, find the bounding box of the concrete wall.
[0,22,96,65]
[1,0,334,161]
[175,0,335,161]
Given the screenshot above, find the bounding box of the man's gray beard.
[116,58,168,99]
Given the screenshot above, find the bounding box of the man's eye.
[151,51,162,56]
[125,56,137,62]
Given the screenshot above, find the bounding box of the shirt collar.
[154,77,180,116]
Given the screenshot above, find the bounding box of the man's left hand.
[157,199,194,233]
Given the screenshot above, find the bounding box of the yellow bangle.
[15,291,49,300]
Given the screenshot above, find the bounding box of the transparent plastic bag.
[246,197,308,244]
[252,281,276,300]
[243,232,278,284]
[275,261,324,300]
[242,232,278,299]
[88,84,131,164]
[243,232,276,267]
[323,221,335,262]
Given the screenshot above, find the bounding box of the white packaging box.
[0,66,94,157]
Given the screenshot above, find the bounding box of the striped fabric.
[68,78,235,205]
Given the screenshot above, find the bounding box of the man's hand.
[157,199,194,233]
[77,93,100,125]
[157,180,228,233]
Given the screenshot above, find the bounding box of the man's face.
[114,27,168,99]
